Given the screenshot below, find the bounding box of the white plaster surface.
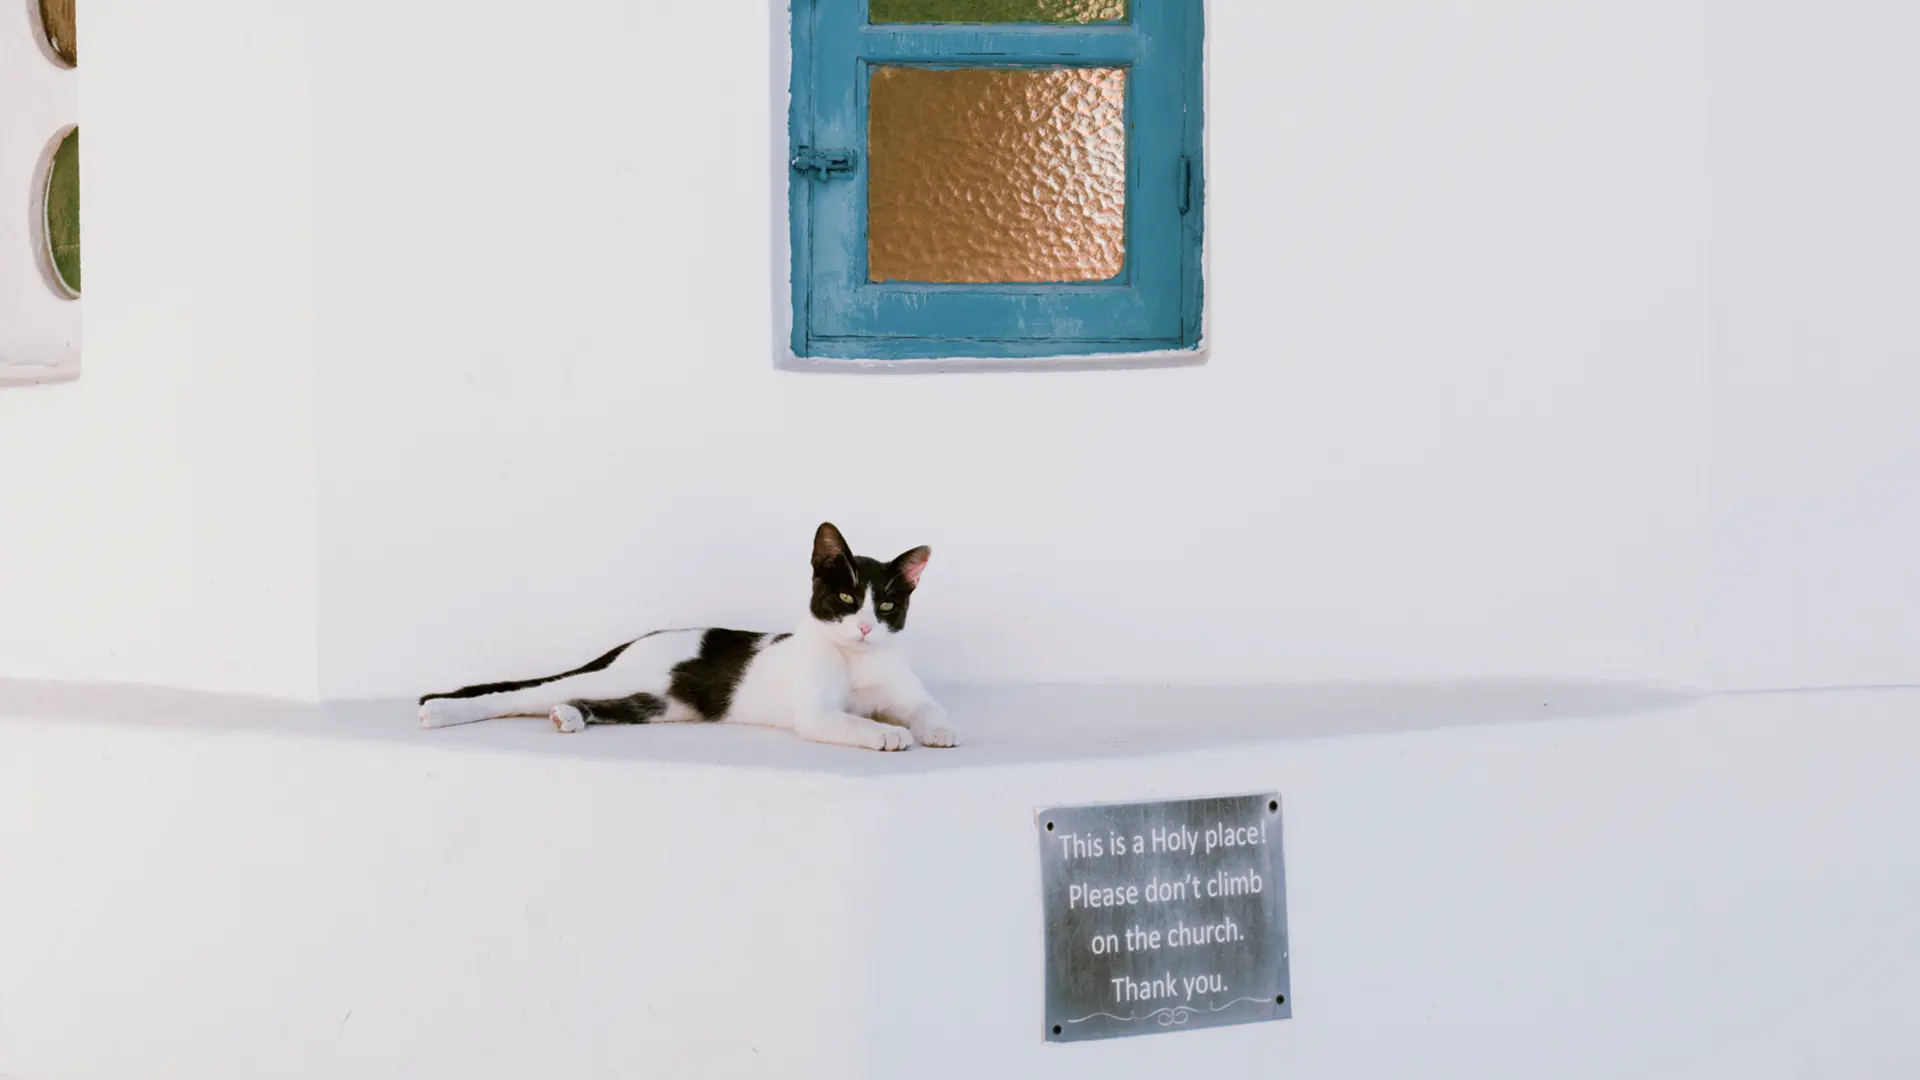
[2,2,1916,699]
[309,0,1717,700]
[3,6,1916,1077]
[3,681,1917,1079]
[0,0,319,698]
[1702,0,1920,691]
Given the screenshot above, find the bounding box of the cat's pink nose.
[858,623,874,636]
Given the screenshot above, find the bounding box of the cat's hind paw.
[551,704,586,734]
[419,699,472,729]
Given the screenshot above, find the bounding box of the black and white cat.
[418,523,960,752]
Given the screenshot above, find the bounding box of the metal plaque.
[1039,793,1291,1042]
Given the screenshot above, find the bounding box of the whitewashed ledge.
[3,680,1918,1080]
[0,679,1692,777]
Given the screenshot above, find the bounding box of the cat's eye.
[839,592,856,605]
[879,602,896,612]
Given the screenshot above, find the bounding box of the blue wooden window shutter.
[790,1,1205,362]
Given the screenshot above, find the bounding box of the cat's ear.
[891,545,932,589]
[813,522,852,570]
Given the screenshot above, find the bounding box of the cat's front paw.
[861,723,914,752]
[551,704,586,734]
[912,719,961,748]
[910,708,962,748]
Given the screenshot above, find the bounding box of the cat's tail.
[418,640,635,729]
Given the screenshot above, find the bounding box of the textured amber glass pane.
[45,128,81,296]
[868,67,1126,284]
[39,0,77,66]
[871,0,1125,24]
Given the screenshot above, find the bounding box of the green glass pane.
[45,128,80,296]
[870,0,1126,25]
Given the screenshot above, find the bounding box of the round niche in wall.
[38,0,77,66]
[42,127,81,298]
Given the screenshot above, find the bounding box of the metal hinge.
[1178,156,1194,215]
[791,147,858,180]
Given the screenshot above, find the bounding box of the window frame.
[786,0,1205,367]
[2,1,80,386]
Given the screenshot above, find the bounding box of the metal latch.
[791,147,858,180]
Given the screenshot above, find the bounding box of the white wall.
[7,686,1918,1079]
[0,0,319,698]
[1704,0,1920,690]
[3,1,1916,701]
[0,710,866,1079]
[311,1,1715,700]
[0,0,80,383]
[863,689,1920,1079]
